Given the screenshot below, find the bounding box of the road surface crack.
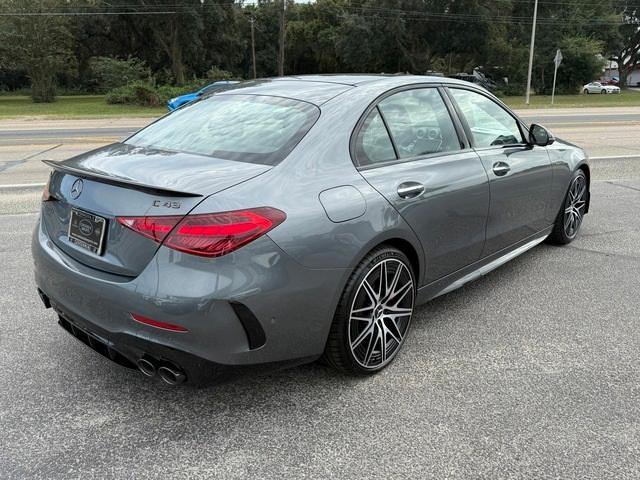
[0,144,62,174]
[606,181,640,193]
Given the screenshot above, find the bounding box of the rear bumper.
[43,296,313,385]
[32,217,347,382]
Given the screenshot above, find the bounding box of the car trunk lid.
[41,143,271,277]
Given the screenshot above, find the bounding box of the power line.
[0,0,634,26]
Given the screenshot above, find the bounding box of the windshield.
[127,94,319,165]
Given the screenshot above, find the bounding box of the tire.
[601,89,607,94]
[322,246,416,375]
[547,169,588,245]
[583,89,589,94]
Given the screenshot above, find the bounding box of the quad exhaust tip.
[136,355,186,385]
[136,358,156,378]
[158,365,186,385]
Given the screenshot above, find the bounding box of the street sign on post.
[551,49,563,105]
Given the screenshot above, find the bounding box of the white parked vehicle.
[583,82,621,94]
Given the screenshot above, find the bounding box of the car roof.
[217,74,474,106]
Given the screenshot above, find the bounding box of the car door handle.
[492,161,510,176]
[397,182,425,199]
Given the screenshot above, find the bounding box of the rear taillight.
[117,215,182,243]
[42,176,52,201]
[117,207,286,258]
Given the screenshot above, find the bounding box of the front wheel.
[583,89,589,94]
[601,89,607,94]
[322,246,416,374]
[547,170,588,245]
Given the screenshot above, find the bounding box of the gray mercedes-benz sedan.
[33,75,590,385]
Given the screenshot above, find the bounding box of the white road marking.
[0,182,46,190]
[590,154,640,160]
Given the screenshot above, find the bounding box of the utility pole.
[551,49,562,105]
[278,0,285,76]
[525,0,539,105]
[250,16,257,79]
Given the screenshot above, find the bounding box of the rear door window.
[127,94,319,165]
[378,88,461,159]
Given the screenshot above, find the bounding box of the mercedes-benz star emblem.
[70,179,84,199]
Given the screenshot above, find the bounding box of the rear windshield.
[126,94,319,165]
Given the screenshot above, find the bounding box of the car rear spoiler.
[42,160,203,198]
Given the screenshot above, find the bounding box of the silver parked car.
[583,81,621,94]
[33,75,590,384]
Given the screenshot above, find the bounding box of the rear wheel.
[323,246,415,374]
[547,170,588,245]
[583,89,589,94]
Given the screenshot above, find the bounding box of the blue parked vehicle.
[167,80,239,111]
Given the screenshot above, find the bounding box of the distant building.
[601,60,640,87]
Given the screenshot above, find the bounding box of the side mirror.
[529,123,555,146]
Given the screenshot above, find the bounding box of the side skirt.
[416,226,553,305]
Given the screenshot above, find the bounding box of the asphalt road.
[1,179,639,479]
[1,107,640,145]
[518,107,640,126]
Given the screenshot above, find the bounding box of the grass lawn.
[0,95,166,119]
[502,90,640,108]
[1,90,639,119]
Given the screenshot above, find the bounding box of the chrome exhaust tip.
[136,358,156,378]
[157,365,186,385]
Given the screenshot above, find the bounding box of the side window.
[449,89,523,148]
[378,88,461,159]
[354,108,396,166]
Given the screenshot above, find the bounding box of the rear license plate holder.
[68,208,107,255]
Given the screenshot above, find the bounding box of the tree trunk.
[619,62,629,90]
[171,41,185,86]
[29,67,56,103]
[155,18,185,85]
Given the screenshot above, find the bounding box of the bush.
[156,82,202,104]
[105,77,238,108]
[206,66,236,81]
[105,81,160,107]
[494,82,525,97]
[89,56,150,93]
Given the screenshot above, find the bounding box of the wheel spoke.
[385,305,413,315]
[351,305,375,315]
[385,318,403,344]
[379,261,389,299]
[351,321,375,350]
[386,263,402,302]
[564,211,572,230]
[389,280,413,307]
[363,324,379,366]
[361,279,379,304]
[378,327,387,363]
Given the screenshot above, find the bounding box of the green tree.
[105,0,208,85]
[552,37,605,94]
[610,3,640,88]
[0,0,73,102]
[89,56,150,92]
